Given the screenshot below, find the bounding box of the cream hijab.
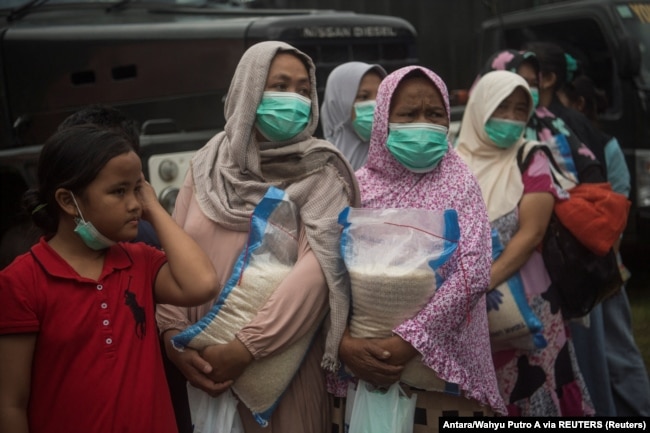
[190,41,360,371]
[456,70,534,222]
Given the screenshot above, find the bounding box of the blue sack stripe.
[171,186,289,350]
[427,209,459,288]
[338,206,352,258]
[490,228,546,348]
[508,273,543,334]
[428,208,460,270]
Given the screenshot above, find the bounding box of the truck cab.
[0,0,418,266]
[471,0,650,251]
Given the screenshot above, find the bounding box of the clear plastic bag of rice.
[338,207,460,338]
[338,207,460,391]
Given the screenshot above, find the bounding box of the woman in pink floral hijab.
[329,66,506,430]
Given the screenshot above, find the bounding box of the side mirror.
[617,35,641,79]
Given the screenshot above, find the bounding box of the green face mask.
[485,118,526,149]
[386,123,449,173]
[70,193,116,250]
[255,91,311,142]
[352,100,376,142]
[530,87,540,108]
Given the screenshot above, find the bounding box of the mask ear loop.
[69,192,86,222]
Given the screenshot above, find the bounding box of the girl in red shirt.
[0,124,220,433]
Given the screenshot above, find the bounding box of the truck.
[0,0,418,267]
[453,0,650,254]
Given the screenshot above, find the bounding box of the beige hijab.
[190,41,359,372]
[456,70,534,222]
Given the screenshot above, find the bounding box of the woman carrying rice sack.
[155,41,359,433]
[329,65,507,432]
[456,69,594,416]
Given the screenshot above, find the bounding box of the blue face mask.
[386,123,449,173]
[71,193,116,251]
[485,118,526,149]
[255,91,311,142]
[530,87,540,108]
[352,100,376,142]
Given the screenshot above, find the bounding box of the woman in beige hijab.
[156,41,359,432]
[456,70,593,416]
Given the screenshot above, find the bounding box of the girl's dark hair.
[24,124,134,234]
[525,42,576,91]
[58,104,141,153]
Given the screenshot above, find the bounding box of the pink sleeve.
[522,151,565,199]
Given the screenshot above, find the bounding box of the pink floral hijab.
[356,65,451,208]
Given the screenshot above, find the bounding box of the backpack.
[517,143,624,320]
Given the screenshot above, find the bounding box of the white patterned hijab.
[190,41,359,372]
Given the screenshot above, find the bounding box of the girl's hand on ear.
[136,173,162,219]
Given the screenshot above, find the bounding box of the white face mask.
[71,193,115,250]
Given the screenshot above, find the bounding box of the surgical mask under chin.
[530,87,540,108]
[352,100,376,142]
[386,123,449,173]
[71,193,116,251]
[485,118,526,149]
[255,91,311,142]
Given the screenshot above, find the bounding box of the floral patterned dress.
[490,150,594,416]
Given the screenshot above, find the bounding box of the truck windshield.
[619,3,650,88]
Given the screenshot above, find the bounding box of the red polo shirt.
[0,238,178,433]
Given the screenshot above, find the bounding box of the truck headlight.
[159,187,179,215]
[158,159,179,182]
[147,150,197,214]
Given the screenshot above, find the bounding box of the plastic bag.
[186,384,244,433]
[172,186,321,426]
[339,207,459,339]
[487,228,546,351]
[348,380,416,433]
[344,382,357,432]
[339,207,459,390]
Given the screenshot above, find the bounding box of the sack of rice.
[172,186,320,427]
[487,228,546,351]
[339,207,460,390]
